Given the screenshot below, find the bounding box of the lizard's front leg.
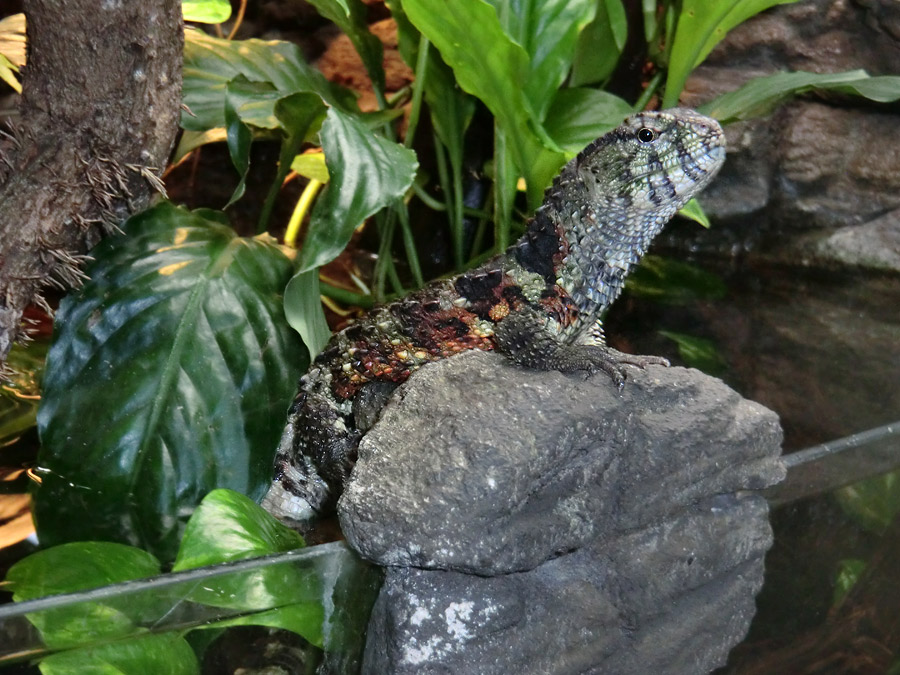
[493,306,668,387]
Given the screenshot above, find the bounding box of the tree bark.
[0,0,183,366]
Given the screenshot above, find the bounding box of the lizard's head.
[574,108,726,218]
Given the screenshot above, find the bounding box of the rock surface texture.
[336,351,785,674]
[678,0,900,271]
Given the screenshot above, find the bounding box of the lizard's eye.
[637,128,657,143]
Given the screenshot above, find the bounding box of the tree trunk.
[0,0,183,366]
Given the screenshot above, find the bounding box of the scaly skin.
[262,108,726,524]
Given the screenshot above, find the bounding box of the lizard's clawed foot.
[553,345,669,389]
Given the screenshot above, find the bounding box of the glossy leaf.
[663,0,800,108]
[173,489,323,646]
[543,87,632,154]
[5,542,162,649]
[571,0,628,87]
[174,489,305,570]
[298,108,418,272]
[403,0,565,207]
[35,202,306,561]
[700,69,900,124]
[307,0,386,96]
[182,28,354,132]
[284,270,333,359]
[183,0,231,23]
[489,0,597,120]
[38,633,198,675]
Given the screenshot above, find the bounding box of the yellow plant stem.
[285,179,323,249]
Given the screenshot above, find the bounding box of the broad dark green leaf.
[173,489,322,646]
[182,28,355,131]
[298,108,418,272]
[571,0,627,87]
[307,0,386,96]
[700,69,900,124]
[543,87,632,154]
[284,270,332,359]
[658,330,727,376]
[663,0,800,108]
[403,0,565,207]
[35,202,306,561]
[183,0,231,23]
[488,0,597,120]
[38,633,198,675]
[5,542,162,649]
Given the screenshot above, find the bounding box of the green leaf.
[663,0,800,108]
[182,0,231,23]
[258,93,328,233]
[543,87,632,154]
[0,53,20,93]
[291,153,330,183]
[284,270,333,359]
[626,255,727,304]
[832,558,866,608]
[174,489,305,570]
[35,202,306,561]
[182,28,355,132]
[5,542,162,649]
[571,0,627,87]
[490,0,597,120]
[835,469,900,535]
[677,197,711,228]
[700,69,900,124]
[38,633,198,675]
[223,78,260,208]
[402,0,565,208]
[658,330,727,376]
[173,489,323,646]
[307,0,386,96]
[298,108,418,272]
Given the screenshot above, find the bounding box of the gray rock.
[361,493,772,675]
[675,0,900,271]
[338,350,784,576]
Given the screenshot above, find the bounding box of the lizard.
[262,108,726,525]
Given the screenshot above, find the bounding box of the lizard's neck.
[513,164,677,333]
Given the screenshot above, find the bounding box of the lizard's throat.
[555,201,678,321]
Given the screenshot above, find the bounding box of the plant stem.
[284,179,323,248]
[226,0,247,39]
[404,35,430,149]
[634,69,665,111]
[396,201,424,288]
